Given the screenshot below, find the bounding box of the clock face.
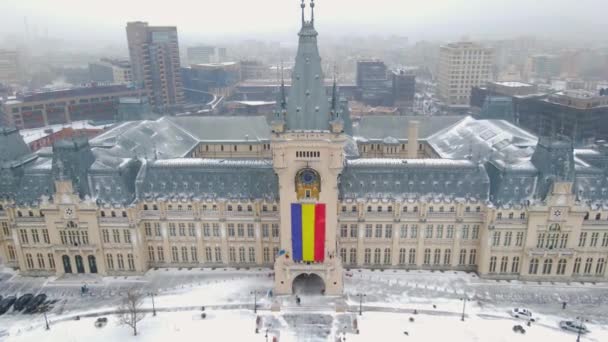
[300,170,317,185]
[65,208,74,217]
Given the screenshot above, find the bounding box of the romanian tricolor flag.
[291,203,326,262]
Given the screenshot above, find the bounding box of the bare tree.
[117,289,146,336]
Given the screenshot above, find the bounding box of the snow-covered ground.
[1,268,608,341]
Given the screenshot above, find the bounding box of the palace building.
[1,2,608,294]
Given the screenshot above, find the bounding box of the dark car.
[13,294,34,311]
[0,296,17,315]
[24,294,47,314]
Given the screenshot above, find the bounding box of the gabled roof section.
[167,116,271,142]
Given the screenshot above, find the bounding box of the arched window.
[444,249,451,265]
[399,248,407,265]
[433,249,441,265]
[364,248,371,264]
[383,248,391,265]
[573,257,581,274]
[340,248,347,262]
[350,248,357,265]
[584,258,593,274]
[511,257,520,273]
[596,258,605,275]
[423,248,431,265]
[373,248,381,264]
[528,258,539,274]
[500,256,508,273]
[596,213,601,221]
[557,259,567,275]
[408,249,416,265]
[542,259,553,274]
[489,256,497,273]
[459,249,467,265]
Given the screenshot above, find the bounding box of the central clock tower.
[272,131,346,296]
[271,1,347,296]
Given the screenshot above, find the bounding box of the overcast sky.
[0,0,606,44]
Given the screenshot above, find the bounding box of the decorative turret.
[329,78,344,133]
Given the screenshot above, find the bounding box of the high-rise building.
[88,58,133,85]
[126,22,184,108]
[187,45,228,65]
[356,60,393,106]
[0,50,19,85]
[392,69,416,111]
[438,42,493,107]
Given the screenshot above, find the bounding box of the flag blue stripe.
[291,203,303,261]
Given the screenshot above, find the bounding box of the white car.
[559,321,589,334]
[510,308,535,321]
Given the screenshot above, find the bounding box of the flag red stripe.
[314,203,325,262]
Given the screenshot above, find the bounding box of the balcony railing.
[582,220,608,226]
[99,217,130,224]
[364,211,394,218]
[15,216,45,223]
[141,210,161,218]
[494,218,527,225]
[261,211,279,217]
[427,212,456,218]
[201,210,220,217]
[226,211,255,217]
[165,210,196,219]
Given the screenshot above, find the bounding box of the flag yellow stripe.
[301,203,316,261]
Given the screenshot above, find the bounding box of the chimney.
[407,120,419,158]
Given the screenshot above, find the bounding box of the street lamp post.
[576,316,586,342]
[44,311,50,330]
[461,296,467,321]
[251,291,258,313]
[356,293,366,316]
[150,292,156,316]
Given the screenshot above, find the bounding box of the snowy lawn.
[5,310,258,342]
[349,312,608,342]
[4,308,608,342]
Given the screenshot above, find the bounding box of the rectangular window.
[262,224,269,238]
[247,224,255,238]
[144,223,152,237]
[19,229,28,244]
[124,230,131,243]
[400,225,408,238]
[461,225,469,239]
[203,224,210,237]
[590,232,599,247]
[375,224,382,238]
[515,232,524,247]
[213,224,221,237]
[179,223,186,236]
[385,224,392,239]
[113,229,120,243]
[471,225,479,239]
[504,232,512,247]
[436,225,443,239]
[365,224,372,238]
[157,247,165,262]
[425,225,433,239]
[350,224,358,238]
[340,224,348,238]
[42,229,50,244]
[447,225,454,239]
[102,230,109,243]
[410,225,418,239]
[578,232,587,247]
[271,224,280,238]
[188,223,196,237]
[492,231,501,246]
[31,229,40,244]
[1,222,9,236]
[169,223,176,237]
[228,224,235,237]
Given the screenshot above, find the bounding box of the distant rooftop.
[4,84,138,105]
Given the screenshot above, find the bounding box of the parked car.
[559,321,589,334]
[13,294,34,311]
[94,317,108,328]
[24,294,47,314]
[510,308,536,321]
[0,296,17,315]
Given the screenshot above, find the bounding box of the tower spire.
[301,0,306,26]
[310,0,315,25]
[280,61,287,114]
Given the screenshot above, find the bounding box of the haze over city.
[1,0,607,44]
